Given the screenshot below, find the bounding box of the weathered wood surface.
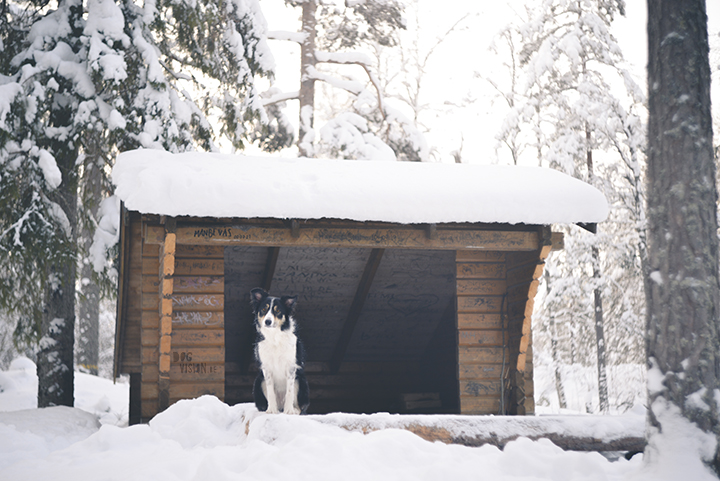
[221,410,646,453]
[145,224,540,251]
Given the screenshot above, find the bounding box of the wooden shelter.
[112,151,606,424]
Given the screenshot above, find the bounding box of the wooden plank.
[460,379,502,397]
[169,362,224,382]
[456,263,506,279]
[458,363,504,380]
[158,221,176,412]
[458,329,505,346]
[174,259,224,276]
[460,396,501,414]
[506,263,544,287]
[173,276,224,294]
[172,311,224,329]
[456,295,503,313]
[456,251,506,262]
[330,248,385,373]
[457,313,502,330]
[175,245,224,258]
[456,279,507,296]
[144,346,225,364]
[458,346,504,364]
[171,328,224,346]
[168,382,224,400]
[172,294,224,311]
[160,225,539,251]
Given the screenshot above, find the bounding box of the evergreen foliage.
[0,0,276,403]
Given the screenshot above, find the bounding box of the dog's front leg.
[283,368,299,414]
[263,370,279,414]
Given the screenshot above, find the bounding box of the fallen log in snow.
[307,412,646,452]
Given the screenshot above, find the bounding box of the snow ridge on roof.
[112,149,608,225]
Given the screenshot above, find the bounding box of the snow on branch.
[262,90,299,106]
[306,66,365,95]
[313,50,386,121]
[267,30,308,44]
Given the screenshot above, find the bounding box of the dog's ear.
[281,296,297,315]
[250,288,268,312]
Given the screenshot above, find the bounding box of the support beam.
[329,249,385,373]
[158,218,176,412]
[147,224,540,251]
[261,247,280,291]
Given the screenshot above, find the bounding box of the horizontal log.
[309,413,646,453]
[458,346,505,364]
[460,396,501,414]
[456,263,506,279]
[174,259,224,276]
[171,328,224,347]
[455,251,506,262]
[458,329,506,347]
[460,379,502,397]
[173,276,224,294]
[458,363,504,380]
[457,295,503,313]
[456,279,507,296]
[176,245,224,258]
[172,311,224,329]
[143,346,225,364]
[169,362,224,382]
[146,225,540,251]
[172,294,224,311]
[457,313,503,330]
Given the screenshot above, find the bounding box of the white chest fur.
[256,326,299,412]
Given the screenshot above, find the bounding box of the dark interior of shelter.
[223,246,460,414]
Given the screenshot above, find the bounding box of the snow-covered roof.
[112,149,608,225]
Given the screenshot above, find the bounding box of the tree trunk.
[77,162,102,376]
[646,0,720,472]
[298,0,317,157]
[38,170,78,407]
[586,128,609,414]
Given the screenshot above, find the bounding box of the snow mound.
[112,150,609,225]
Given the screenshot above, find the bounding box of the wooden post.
[158,218,176,411]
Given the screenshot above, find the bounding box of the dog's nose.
[265,319,272,327]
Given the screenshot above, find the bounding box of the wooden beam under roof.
[329,248,385,374]
[145,224,540,251]
[261,247,280,291]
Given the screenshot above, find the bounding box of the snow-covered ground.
[0,357,717,480]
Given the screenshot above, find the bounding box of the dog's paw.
[266,406,279,414]
[283,405,300,415]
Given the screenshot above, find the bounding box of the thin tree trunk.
[298,0,317,157]
[77,162,102,376]
[646,0,720,472]
[586,128,609,414]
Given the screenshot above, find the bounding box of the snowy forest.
[1,0,720,478]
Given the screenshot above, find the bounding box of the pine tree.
[265,0,427,161]
[495,0,647,412]
[646,0,720,473]
[0,0,275,404]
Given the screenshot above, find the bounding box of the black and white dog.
[250,288,310,414]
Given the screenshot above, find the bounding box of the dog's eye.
[273,305,279,314]
[259,305,269,315]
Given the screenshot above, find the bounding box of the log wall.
[137,218,226,422]
[456,250,540,415]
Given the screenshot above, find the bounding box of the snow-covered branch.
[314,51,386,120]
[262,90,299,106]
[267,30,308,44]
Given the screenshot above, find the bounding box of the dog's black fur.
[250,288,309,414]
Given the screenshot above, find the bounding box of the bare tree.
[646,0,720,473]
